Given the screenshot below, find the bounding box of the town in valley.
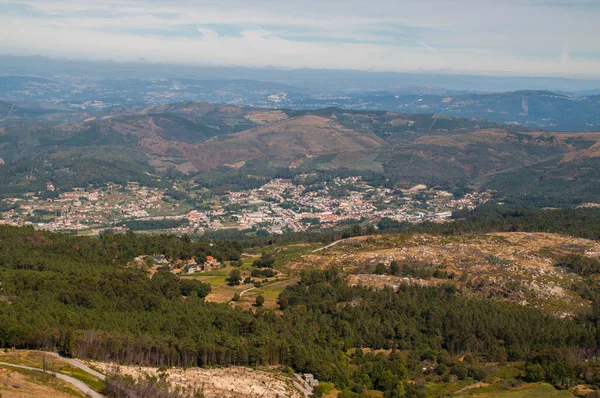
[0,177,492,236]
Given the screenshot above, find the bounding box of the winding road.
[0,361,105,398]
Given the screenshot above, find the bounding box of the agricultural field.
[187,257,300,309]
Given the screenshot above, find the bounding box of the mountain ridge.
[1,100,600,204]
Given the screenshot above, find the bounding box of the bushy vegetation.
[556,254,600,277]
[252,254,275,268]
[105,370,204,398]
[118,218,190,231]
[251,268,277,278]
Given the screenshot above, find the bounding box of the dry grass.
[0,366,85,398]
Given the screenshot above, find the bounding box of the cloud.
[0,0,598,77]
[196,27,219,40]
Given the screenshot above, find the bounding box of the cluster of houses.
[133,254,222,277]
[0,177,494,237]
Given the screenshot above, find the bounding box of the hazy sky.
[1,0,599,77]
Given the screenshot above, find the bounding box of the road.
[312,238,346,253]
[47,352,106,380]
[239,286,256,297]
[0,361,105,398]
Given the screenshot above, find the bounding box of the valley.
[2,2,600,397]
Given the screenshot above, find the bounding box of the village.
[0,176,493,236]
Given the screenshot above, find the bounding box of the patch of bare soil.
[389,118,412,126]
[454,381,490,394]
[90,362,303,398]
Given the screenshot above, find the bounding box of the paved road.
[47,352,106,380]
[0,361,105,398]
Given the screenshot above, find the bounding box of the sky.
[0,0,599,78]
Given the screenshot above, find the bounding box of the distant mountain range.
[299,90,600,131]
[2,55,600,93]
[1,73,600,131]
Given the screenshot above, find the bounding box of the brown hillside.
[180,115,387,171]
[413,128,543,148]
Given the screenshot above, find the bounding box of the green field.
[456,383,572,397]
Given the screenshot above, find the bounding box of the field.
[421,365,575,397]
[185,262,298,309]
[184,245,320,308]
[456,382,573,397]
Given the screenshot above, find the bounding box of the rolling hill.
[1,101,600,204]
[179,115,386,171]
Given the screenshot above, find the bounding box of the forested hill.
[1,213,600,396]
